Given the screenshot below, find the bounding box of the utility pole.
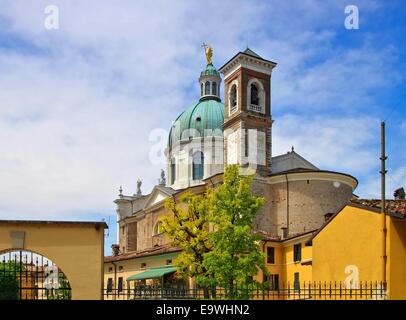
[380,121,387,289]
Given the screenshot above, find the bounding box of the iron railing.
[103,282,387,300]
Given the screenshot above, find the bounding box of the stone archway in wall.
[0,220,107,300]
[0,249,72,300]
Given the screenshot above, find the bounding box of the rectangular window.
[294,272,300,290]
[107,278,113,292]
[266,246,275,264]
[141,262,147,269]
[118,266,123,271]
[263,274,279,291]
[118,277,123,292]
[270,274,279,291]
[293,243,302,262]
[166,259,172,265]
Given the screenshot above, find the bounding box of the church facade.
[104,47,359,292]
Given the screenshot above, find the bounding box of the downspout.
[285,173,290,237]
[262,240,269,281]
[111,261,117,300]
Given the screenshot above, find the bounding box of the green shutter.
[294,244,302,262]
[294,272,300,290]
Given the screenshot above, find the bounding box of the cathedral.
[104,46,359,290]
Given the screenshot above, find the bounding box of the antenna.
[380,121,387,289]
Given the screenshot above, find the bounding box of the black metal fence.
[0,250,71,300]
[103,282,387,300]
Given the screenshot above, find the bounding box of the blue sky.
[0,0,405,255]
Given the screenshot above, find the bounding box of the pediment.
[143,186,176,210]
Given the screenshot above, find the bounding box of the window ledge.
[152,232,164,237]
[301,259,312,266]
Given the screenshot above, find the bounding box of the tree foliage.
[201,165,266,298]
[0,261,23,300]
[161,192,212,280]
[162,165,266,298]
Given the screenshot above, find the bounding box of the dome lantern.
[199,44,221,102]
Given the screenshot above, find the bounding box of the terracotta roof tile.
[350,198,406,216]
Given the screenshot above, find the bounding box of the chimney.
[111,244,120,256]
[394,187,405,200]
[324,212,334,222]
[281,227,288,240]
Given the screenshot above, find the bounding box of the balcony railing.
[248,104,264,113]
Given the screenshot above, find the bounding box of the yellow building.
[255,230,314,288]
[104,245,181,300]
[0,220,107,300]
[312,200,406,300]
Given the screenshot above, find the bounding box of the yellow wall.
[283,241,312,285]
[313,207,383,283]
[312,205,406,299]
[257,238,313,287]
[389,219,406,299]
[0,221,105,300]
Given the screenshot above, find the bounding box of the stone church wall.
[136,207,172,251]
[270,179,353,237]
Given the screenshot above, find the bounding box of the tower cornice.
[219,51,277,80]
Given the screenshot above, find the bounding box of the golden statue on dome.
[202,42,213,64]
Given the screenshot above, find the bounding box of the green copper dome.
[168,99,224,148]
[200,63,221,78]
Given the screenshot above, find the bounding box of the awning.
[126,266,177,281]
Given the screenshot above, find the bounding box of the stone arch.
[153,220,164,236]
[228,79,238,115]
[0,220,106,300]
[0,248,72,300]
[247,78,265,114]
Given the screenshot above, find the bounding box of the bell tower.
[219,48,277,176]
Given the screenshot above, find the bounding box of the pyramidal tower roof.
[243,47,263,59]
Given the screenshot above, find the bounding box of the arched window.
[250,84,259,106]
[201,83,204,96]
[170,157,176,185]
[211,81,217,96]
[153,220,164,235]
[205,81,210,95]
[192,151,204,180]
[229,84,237,113]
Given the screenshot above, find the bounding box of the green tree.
[161,192,212,281]
[0,261,23,300]
[201,165,266,299]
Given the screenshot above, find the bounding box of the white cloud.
[0,0,402,227]
[357,166,406,199]
[272,114,380,175]
[0,0,277,220]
